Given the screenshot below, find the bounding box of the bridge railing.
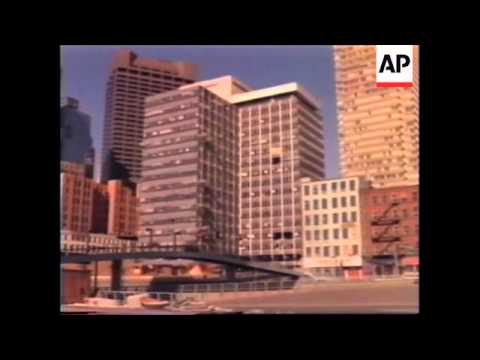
[97,290,179,304]
[177,279,296,294]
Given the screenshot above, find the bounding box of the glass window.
[351,211,357,222]
[352,245,359,255]
[314,230,320,240]
[305,231,311,241]
[315,247,321,256]
[321,184,327,193]
[342,212,348,222]
[322,214,328,224]
[306,247,312,257]
[324,246,330,257]
[313,199,319,210]
[322,199,328,209]
[305,201,310,210]
[340,181,346,191]
[334,246,340,257]
[332,198,338,208]
[305,216,311,226]
[314,215,320,225]
[341,197,347,207]
[333,229,339,239]
[350,196,357,207]
[313,186,319,195]
[333,214,339,224]
[350,180,356,191]
[304,186,310,196]
[342,228,348,239]
[331,182,337,192]
[323,230,329,240]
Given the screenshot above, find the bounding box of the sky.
[61,45,339,178]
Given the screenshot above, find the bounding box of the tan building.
[334,45,419,188]
[101,49,198,184]
[301,177,370,278]
[106,180,138,237]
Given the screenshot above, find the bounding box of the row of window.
[305,196,357,210]
[304,180,356,195]
[371,192,418,204]
[305,228,349,241]
[305,244,359,257]
[305,212,357,226]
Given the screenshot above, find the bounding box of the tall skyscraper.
[334,45,419,188]
[234,84,325,268]
[139,76,324,266]
[101,50,198,185]
[139,77,242,255]
[60,97,95,169]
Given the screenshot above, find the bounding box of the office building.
[101,50,198,184]
[139,77,242,254]
[360,184,419,275]
[61,161,138,236]
[235,83,325,268]
[60,97,95,167]
[301,177,369,278]
[334,45,419,188]
[60,162,94,233]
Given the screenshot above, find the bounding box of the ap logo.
[376,45,413,87]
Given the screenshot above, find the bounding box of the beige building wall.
[301,177,369,275]
[334,45,419,188]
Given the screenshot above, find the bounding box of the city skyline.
[60,45,339,180]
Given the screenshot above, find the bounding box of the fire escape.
[371,201,401,253]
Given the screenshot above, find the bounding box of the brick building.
[360,184,419,275]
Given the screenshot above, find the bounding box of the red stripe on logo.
[376,82,413,88]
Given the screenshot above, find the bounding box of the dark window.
[349,180,356,191]
[334,246,340,257]
[350,196,357,207]
[323,230,329,240]
[306,247,312,257]
[324,246,330,257]
[333,214,339,224]
[342,228,348,239]
[340,181,346,191]
[322,214,328,224]
[341,197,347,207]
[333,229,339,239]
[332,198,338,208]
[331,182,337,192]
[272,157,281,165]
[273,232,282,240]
[284,232,293,239]
[314,215,320,225]
[322,199,328,209]
[352,245,359,255]
[313,200,319,210]
[351,211,357,222]
[342,212,348,222]
[321,184,327,193]
[305,216,311,226]
[305,201,310,210]
[314,230,320,240]
[313,186,319,195]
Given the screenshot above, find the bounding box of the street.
[206,279,419,314]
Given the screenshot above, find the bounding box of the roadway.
[206,279,419,314]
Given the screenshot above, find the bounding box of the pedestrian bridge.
[61,244,302,279]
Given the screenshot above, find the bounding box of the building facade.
[360,184,419,275]
[61,162,137,237]
[235,84,325,268]
[60,97,95,166]
[139,80,239,255]
[61,162,94,233]
[101,50,198,184]
[301,177,369,277]
[334,45,419,188]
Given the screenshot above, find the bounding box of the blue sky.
[61,45,339,178]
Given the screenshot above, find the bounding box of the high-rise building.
[60,97,95,167]
[334,45,419,188]
[300,176,369,278]
[139,76,324,266]
[139,77,242,255]
[235,84,325,268]
[101,50,198,184]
